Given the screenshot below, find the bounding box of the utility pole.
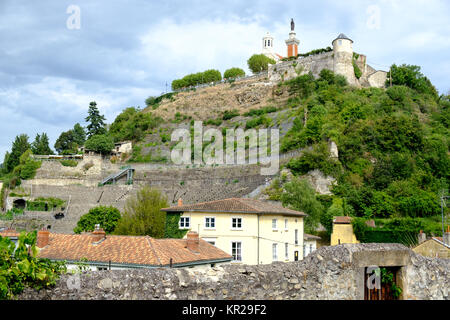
[165,82,168,94]
[389,66,392,87]
[441,193,449,243]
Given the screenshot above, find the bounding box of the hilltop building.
[262,19,387,88]
[162,198,307,265]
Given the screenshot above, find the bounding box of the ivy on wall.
[164,213,188,239]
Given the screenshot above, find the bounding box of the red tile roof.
[161,198,306,217]
[304,233,321,240]
[0,231,232,267]
[333,216,352,224]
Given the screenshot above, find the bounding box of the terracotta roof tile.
[333,216,352,224]
[0,231,232,267]
[161,198,306,217]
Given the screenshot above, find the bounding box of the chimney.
[186,231,199,252]
[418,230,427,244]
[444,226,450,246]
[178,198,183,206]
[91,224,106,243]
[37,228,50,248]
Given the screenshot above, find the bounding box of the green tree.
[113,186,168,237]
[321,197,344,236]
[73,206,122,234]
[54,130,77,155]
[387,64,438,98]
[84,134,114,155]
[72,123,86,146]
[247,54,275,74]
[31,133,53,155]
[85,101,106,138]
[223,67,245,79]
[280,177,324,233]
[5,134,31,173]
[13,149,41,180]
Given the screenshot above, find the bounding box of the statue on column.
[290,18,295,31]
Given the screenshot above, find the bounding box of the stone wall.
[17,244,449,300]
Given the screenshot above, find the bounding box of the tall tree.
[113,186,168,237]
[85,101,106,138]
[54,130,76,155]
[31,133,53,155]
[72,123,86,146]
[5,134,31,173]
[280,177,324,233]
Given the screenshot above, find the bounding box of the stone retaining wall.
[18,244,449,300]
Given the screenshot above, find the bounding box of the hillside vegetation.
[271,67,449,236]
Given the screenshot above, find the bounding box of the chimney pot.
[444,226,450,246]
[37,228,50,248]
[91,227,106,243]
[178,198,183,207]
[186,231,199,252]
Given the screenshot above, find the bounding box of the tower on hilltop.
[285,18,300,58]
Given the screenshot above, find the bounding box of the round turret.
[332,33,353,54]
[332,33,356,85]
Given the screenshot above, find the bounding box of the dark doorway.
[13,199,26,210]
[364,266,401,300]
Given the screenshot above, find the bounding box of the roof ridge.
[146,236,162,266]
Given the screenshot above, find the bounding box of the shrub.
[74,206,122,234]
[0,231,66,299]
[245,115,272,129]
[222,109,240,120]
[171,69,222,90]
[352,60,362,79]
[59,160,78,167]
[247,54,275,74]
[243,106,277,117]
[224,67,245,79]
[286,142,342,177]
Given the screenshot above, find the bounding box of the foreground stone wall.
[18,244,449,300]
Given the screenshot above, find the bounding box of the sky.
[0,0,449,161]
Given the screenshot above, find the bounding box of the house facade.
[413,229,450,259]
[330,216,360,246]
[303,233,321,258]
[161,198,307,265]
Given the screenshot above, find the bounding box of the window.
[231,242,242,261]
[202,237,216,246]
[272,243,278,261]
[303,244,306,258]
[272,219,277,230]
[338,40,342,45]
[231,217,242,229]
[285,243,289,260]
[179,216,190,229]
[284,219,288,230]
[310,244,313,253]
[295,229,298,245]
[97,267,107,271]
[205,217,215,229]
